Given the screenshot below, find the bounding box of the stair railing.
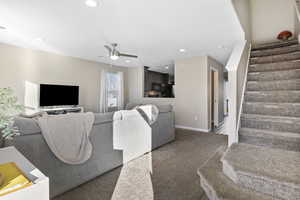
[225,40,251,146]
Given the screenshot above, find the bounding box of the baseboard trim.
[175,125,210,133]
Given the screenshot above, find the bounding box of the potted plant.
[0,88,24,187]
[0,88,24,147]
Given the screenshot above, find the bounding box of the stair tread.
[250,59,300,67]
[241,113,300,123]
[251,51,300,59]
[251,44,300,53]
[222,143,300,185]
[252,40,298,51]
[247,78,300,83]
[239,127,300,139]
[244,102,300,106]
[197,147,272,200]
[248,68,300,75]
[246,90,300,93]
[251,45,300,58]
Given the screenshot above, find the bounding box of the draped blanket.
[37,112,95,165]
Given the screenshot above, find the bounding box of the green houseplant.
[0,88,24,145]
[0,88,24,186]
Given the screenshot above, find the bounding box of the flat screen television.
[39,84,79,107]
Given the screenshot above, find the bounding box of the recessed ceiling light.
[85,0,98,7]
[0,26,6,30]
[179,49,186,53]
[125,60,131,63]
[34,38,44,43]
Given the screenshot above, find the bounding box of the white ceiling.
[0,0,243,67]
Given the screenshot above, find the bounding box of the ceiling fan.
[104,43,138,60]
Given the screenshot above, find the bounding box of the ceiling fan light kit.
[110,55,119,60]
[104,43,138,61]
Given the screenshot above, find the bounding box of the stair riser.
[240,134,300,152]
[243,103,300,117]
[222,160,300,200]
[199,174,218,200]
[248,70,300,81]
[251,45,300,57]
[241,118,300,133]
[250,53,300,65]
[245,92,300,103]
[252,40,298,51]
[247,80,300,91]
[249,61,300,72]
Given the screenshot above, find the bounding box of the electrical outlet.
[194,116,198,121]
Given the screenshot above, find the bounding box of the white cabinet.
[0,147,49,200]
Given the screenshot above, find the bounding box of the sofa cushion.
[14,112,114,135]
[14,117,41,136]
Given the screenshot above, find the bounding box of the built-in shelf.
[0,147,49,200]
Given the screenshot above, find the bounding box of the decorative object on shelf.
[0,88,24,145]
[277,31,293,41]
[0,162,32,197]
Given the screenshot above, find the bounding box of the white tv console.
[40,106,84,115]
[23,106,84,117]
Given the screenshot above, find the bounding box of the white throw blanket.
[37,112,95,165]
[113,105,159,163]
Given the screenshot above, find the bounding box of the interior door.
[213,71,219,127]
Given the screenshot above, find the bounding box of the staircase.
[198,40,300,200]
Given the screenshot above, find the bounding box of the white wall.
[232,0,252,42]
[251,0,295,44]
[175,56,225,132]
[294,0,300,38]
[0,43,129,112]
[175,56,209,131]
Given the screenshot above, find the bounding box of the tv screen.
[40,84,79,107]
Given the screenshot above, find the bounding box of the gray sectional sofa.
[5,104,175,198]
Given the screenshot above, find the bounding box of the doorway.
[211,68,219,129]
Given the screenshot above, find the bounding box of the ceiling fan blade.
[98,55,108,58]
[104,45,112,52]
[119,53,138,58]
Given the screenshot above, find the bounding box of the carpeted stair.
[198,40,300,200]
[241,40,300,150]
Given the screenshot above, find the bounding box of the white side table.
[0,146,49,200]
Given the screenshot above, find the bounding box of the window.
[100,70,124,113]
[106,72,121,112]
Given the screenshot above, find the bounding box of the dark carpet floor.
[53,129,227,200]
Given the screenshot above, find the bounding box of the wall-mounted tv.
[39,84,79,107]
